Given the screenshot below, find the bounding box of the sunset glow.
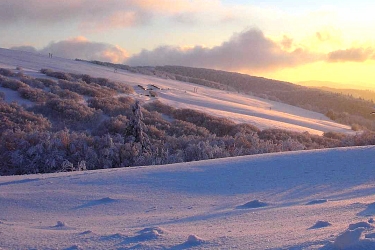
[2,0,375,88]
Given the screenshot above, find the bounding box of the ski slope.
[0,48,354,135]
[1,146,375,249]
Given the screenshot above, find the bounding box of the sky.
[1,0,375,89]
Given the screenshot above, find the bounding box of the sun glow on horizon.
[256,61,375,90]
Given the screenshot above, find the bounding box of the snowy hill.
[1,47,374,249]
[0,48,354,135]
[1,146,375,249]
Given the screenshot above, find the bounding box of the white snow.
[0,47,354,135]
[0,86,34,107]
[1,146,375,249]
[1,48,373,249]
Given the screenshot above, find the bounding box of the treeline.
[315,86,375,103]
[1,68,375,176]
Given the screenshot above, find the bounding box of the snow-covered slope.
[1,146,375,249]
[0,48,354,135]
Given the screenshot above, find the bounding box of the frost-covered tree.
[128,100,151,153]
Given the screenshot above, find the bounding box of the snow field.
[1,146,375,249]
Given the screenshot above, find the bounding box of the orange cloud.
[132,0,221,13]
[126,29,319,72]
[101,45,129,63]
[280,35,293,50]
[12,36,128,63]
[0,0,223,32]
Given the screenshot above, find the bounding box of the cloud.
[280,35,293,50]
[327,47,375,62]
[11,37,128,63]
[0,0,222,31]
[126,29,318,72]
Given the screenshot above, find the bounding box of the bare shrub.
[88,97,134,116]
[35,98,102,127]
[36,78,57,87]
[18,86,57,102]
[0,68,15,77]
[20,76,45,89]
[172,108,235,137]
[58,79,116,97]
[168,120,210,137]
[92,115,129,136]
[144,100,175,115]
[41,69,73,81]
[0,76,28,90]
[0,102,51,133]
[49,86,82,101]
[323,131,347,140]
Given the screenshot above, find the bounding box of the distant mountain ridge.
[298,80,373,91]
[310,86,375,102]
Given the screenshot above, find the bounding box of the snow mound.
[237,200,269,209]
[348,222,373,230]
[185,234,205,245]
[306,199,328,205]
[309,220,332,229]
[74,197,117,209]
[117,227,167,245]
[333,228,365,248]
[137,227,166,239]
[100,233,126,241]
[358,202,375,217]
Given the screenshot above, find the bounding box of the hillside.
[0,48,355,136]
[152,66,375,130]
[1,146,375,249]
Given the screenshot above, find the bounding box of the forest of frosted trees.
[1,67,375,176]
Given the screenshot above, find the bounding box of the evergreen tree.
[128,100,151,153]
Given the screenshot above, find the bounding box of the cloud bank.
[11,29,375,72]
[0,0,221,31]
[11,37,128,63]
[327,47,375,62]
[126,29,318,71]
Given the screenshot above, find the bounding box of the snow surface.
[0,48,354,135]
[1,146,375,249]
[1,48,372,249]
